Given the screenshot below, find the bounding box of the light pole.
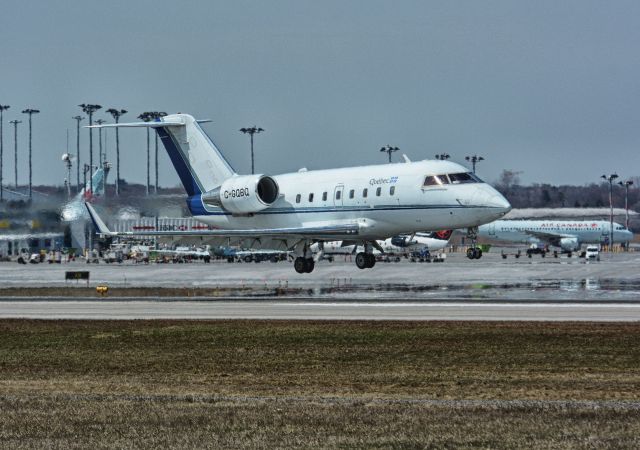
[149,111,167,194]
[240,126,264,174]
[435,153,450,160]
[380,145,399,163]
[138,112,152,195]
[465,155,484,173]
[72,116,84,193]
[21,108,40,201]
[9,120,20,189]
[0,104,9,201]
[79,104,102,194]
[94,119,105,167]
[601,173,619,250]
[62,153,73,199]
[106,109,127,196]
[618,180,634,231]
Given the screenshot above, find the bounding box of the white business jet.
[85,113,510,273]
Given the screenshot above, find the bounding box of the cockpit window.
[469,172,483,182]
[423,175,450,187]
[423,176,439,186]
[448,172,478,184]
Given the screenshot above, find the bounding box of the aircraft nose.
[486,190,511,216]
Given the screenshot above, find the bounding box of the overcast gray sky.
[1,0,639,187]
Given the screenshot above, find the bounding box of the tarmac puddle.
[253,278,640,301]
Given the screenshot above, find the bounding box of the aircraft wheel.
[294,257,307,274]
[366,253,376,268]
[355,252,368,269]
[466,248,475,259]
[474,248,483,259]
[304,258,315,273]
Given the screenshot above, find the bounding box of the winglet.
[85,203,114,236]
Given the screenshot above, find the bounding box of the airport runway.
[1,300,640,321]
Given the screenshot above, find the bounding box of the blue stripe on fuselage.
[156,127,202,197]
[185,199,498,217]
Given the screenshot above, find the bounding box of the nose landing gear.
[466,247,483,259]
[466,226,483,259]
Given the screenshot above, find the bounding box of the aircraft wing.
[85,203,360,240]
[521,230,575,247]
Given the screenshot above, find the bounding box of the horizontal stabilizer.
[86,119,211,129]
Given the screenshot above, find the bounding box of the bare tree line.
[495,170,640,210]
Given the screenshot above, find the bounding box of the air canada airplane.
[478,219,633,253]
[85,113,510,273]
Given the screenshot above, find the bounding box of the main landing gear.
[466,226,483,260]
[355,252,376,269]
[294,257,315,274]
[355,242,376,269]
[294,241,316,274]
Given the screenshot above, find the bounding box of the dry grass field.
[1,320,639,448]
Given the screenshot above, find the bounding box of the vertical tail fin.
[88,114,236,196]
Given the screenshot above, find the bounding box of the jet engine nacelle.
[201,175,279,214]
[391,236,418,248]
[559,237,580,252]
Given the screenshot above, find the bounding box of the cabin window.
[322,191,327,201]
[308,193,314,202]
[376,187,381,196]
[349,189,355,199]
[362,188,368,198]
[336,190,341,200]
[390,186,395,195]
[295,194,301,203]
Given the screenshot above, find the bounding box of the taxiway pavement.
[1,300,639,321]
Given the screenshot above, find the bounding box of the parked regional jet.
[316,230,452,256]
[85,113,510,273]
[478,220,633,254]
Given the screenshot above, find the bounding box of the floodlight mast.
[72,116,84,193]
[138,112,153,195]
[21,108,40,201]
[465,154,484,174]
[0,104,9,202]
[618,179,634,240]
[9,120,20,189]
[106,108,127,196]
[380,145,399,163]
[79,104,102,194]
[240,126,264,174]
[148,111,167,193]
[601,173,619,250]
